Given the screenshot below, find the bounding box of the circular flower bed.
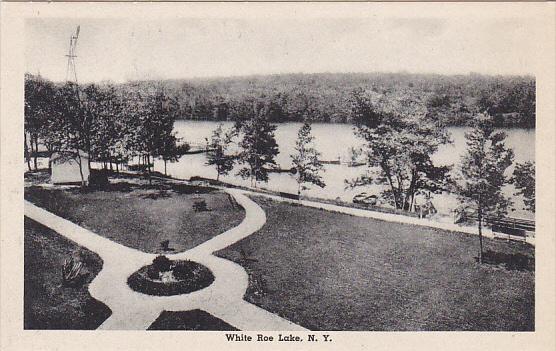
[128,256,214,296]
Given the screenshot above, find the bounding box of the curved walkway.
[24,188,307,331]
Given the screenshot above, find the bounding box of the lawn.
[216,196,535,331]
[24,217,112,329]
[148,310,238,330]
[24,177,245,254]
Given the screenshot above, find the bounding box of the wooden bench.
[465,213,534,242]
[491,224,527,240]
[489,217,534,242]
[279,192,300,200]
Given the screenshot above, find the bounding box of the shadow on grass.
[25,186,77,219]
[88,176,216,196]
[141,191,172,200]
[24,169,51,184]
[480,249,534,271]
[172,183,216,195]
[81,181,139,193]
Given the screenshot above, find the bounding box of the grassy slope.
[148,310,238,331]
[24,182,245,254]
[24,218,112,329]
[216,196,534,331]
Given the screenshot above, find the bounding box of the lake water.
[153,120,535,219]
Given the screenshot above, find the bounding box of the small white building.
[50,150,90,185]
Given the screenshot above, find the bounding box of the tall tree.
[290,122,325,196]
[105,86,135,172]
[512,161,535,212]
[454,113,514,263]
[159,134,185,176]
[125,86,180,183]
[348,89,451,211]
[207,124,236,181]
[24,74,57,170]
[52,82,91,185]
[82,84,125,170]
[152,93,181,177]
[236,111,279,187]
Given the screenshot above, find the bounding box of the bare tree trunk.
[33,136,38,170]
[478,207,484,264]
[381,160,398,209]
[76,152,86,187]
[24,133,32,171]
[164,159,167,176]
[408,172,417,212]
[147,154,152,185]
[31,134,38,171]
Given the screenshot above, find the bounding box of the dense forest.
[127,72,536,127]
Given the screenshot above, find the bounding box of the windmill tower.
[65,25,80,84]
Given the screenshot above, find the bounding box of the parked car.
[352,192,378,206]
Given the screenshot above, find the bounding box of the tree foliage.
[290,122,326,196]
[348,88,452,211]
[454,113,514,262]
[24,74,59,170]
[140,72,535,127]
[24,75,185,182]
[206,124,236,181]
[512,161,535,212]
[235,112,279,186]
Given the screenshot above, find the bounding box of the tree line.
[144,72,535,127]
[24,74,187,184]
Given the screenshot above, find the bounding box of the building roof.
[50,150,89,162]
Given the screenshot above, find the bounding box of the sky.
[25,15,540,83]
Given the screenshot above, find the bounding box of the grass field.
[24,217,112,329]
[24,179,245,254]
[216,196,535,331]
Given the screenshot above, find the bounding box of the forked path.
[24,189,307,331]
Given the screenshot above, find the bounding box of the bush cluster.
[127,257,214,296]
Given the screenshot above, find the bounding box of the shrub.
[88,169,109,188]
[152,255,172,272]
[127,260,214,296]
[128,164,153,172]
[482,249,534,271]
[172,261,195,280]
[193,199,209,212]
[146,265,161,280]
[160,240,170,252]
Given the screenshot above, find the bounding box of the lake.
[152,120,535,219]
